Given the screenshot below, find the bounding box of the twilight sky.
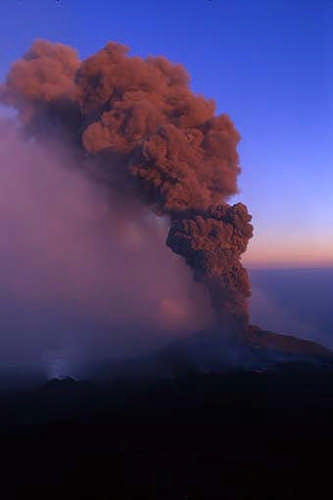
[0,0,331,267]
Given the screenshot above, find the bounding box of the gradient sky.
[0,0,331,266]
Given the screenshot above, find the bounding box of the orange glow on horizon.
[243,237,333,268]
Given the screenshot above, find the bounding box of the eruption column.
[1,40,254,339]
[167,203,253,334]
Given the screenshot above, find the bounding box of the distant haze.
[0,121,213,375]
[250,268,333,349]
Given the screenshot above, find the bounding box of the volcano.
[1,39,331,371]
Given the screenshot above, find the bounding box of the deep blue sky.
[0,0,331,266]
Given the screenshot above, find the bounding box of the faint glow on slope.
[42,349,74,379]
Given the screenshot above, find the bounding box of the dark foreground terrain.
[1,362,333,499]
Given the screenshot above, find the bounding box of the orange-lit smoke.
[1,39,253,338]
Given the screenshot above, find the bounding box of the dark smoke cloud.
[1,39,253,344]
[167,203,253,332]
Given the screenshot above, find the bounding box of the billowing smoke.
[1,39,253,347]
[168,203,253,332]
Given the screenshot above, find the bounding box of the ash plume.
[1,39,253,341]
[167,203,253,332]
